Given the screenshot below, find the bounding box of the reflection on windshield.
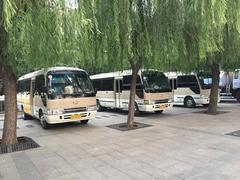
[198,74,212,89]
[48,71,95,99]
[142,71,171,93]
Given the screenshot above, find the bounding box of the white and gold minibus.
[17,67,97,129]
[90,70,173,114]
[166,72,215,108]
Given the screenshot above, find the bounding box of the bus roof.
[90,70,133,79]
[164,72,197,79]
[18,67,86,81]
[90,69,164,80]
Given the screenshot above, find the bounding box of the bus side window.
[93,79,102,91]
[123,76,131,90]
[102,78,114,91]
[177,75,200,94]
[24,79,31,95]
[177,75,198,87]
[123,75,142,90]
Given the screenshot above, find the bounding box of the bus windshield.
[142,71,171,93]
[47,71,95,99]
[198,73,212,89]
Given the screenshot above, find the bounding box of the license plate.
[160,104,168,109]
[71,114,81,120]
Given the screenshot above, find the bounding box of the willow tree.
[75,0,240,118]
[121,1,153,128]
[0,0,95,145]
[150,0,240,115]
[90,1,152,128]
[0,0,50,144]
[0,0,19,145]
[89,0,186,128]
[180,0,240,114]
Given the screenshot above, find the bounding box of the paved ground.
[0,103,240,180]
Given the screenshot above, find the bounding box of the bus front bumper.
[139,103,173,112]
[46,110,97,124]
[197,97,220,105]
[198,98,210,105]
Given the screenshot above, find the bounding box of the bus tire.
[236,91,240,102]
[39,111,50,129]
[23,112,31,120]
[40,116,50,129]
[155,110,163,114]
[202,104,209,108]
[22,105,31,120]
[134,103,141,116]
[184,97,196,108]
[81,120,89,124]
[97,100,104,111]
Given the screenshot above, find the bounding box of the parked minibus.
[17,67,97,129]
[166,72,214,108]
[219,69,240,101]
[90,70,173,114]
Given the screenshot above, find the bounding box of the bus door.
[169,78,177,102]
[170,78,177,92]
[233,70,240,90]
[30,79,35,116]
[114,77,122,108]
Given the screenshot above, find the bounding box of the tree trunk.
[208,63,220,115]
[1,63,18,145]
[127,68,138,128]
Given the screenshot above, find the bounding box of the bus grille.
[155,99,169,104]
[64,107,87,114]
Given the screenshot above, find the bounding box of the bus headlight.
[200,95,208,99]
[87,106,96,111]
[144,100,150,105]
[47,109,64,115]
[144,100,155,105]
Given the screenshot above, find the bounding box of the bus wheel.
[184,97,196,108]
[236,91,240,102]
[155,110,163,114]
[40,116,50,129]
[202,104,209,108]
[23,112,32,120]
[81,120,89,124]
[134,103,141,116]
[97,100,103,111]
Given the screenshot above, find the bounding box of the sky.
[66,0,78,9]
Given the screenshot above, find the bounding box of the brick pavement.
[0,103,240,180]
